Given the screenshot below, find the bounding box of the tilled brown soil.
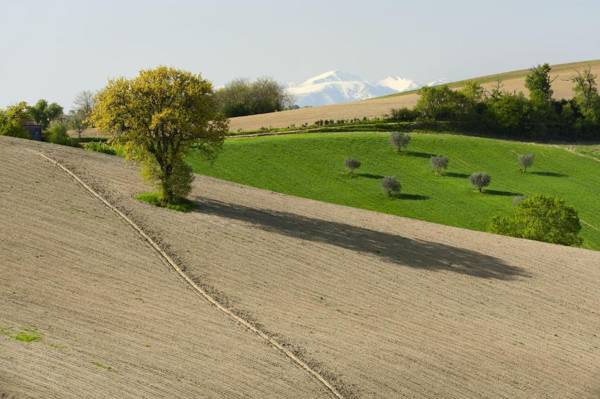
[2,137,600,398]
[229,61,600,131]
[0,139,329,398]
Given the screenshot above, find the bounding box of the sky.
[2,0,600,109]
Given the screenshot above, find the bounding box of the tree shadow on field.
[396,193,430,200]
[445,172,470,178]
[485,189,523,197]
[529,171,568,178]
[404,150,436,158]
[356,172,384,179]
[193,197,529,280]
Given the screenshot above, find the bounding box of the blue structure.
[23,121,43,141]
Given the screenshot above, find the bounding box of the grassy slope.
[188,132,600,249]
[568,143,600,161]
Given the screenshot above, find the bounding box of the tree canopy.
[28,99,64,130]
[490,195,582,246]
[92,66,228,203]
[215,77,294,117]
[0,102,31,138]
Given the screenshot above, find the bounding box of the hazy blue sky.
[2,0,599,109]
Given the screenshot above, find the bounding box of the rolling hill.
[2,136,600,398]
[229,59,600,132]
[187,132,600,250]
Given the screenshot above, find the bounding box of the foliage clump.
[490,194,582,246]
[45,121,70,145]
[84,141,116,155]
[469,172,491,192]
[405,64,600,141]
[344,158,361,176]
[382,176,401,196]
[389,107,418,122]
[215,78,294,117]
[430,156,449,175]
[28,99,64,131]
[92,66,228,205]
[0,102,31,138]
[389,132,411,153]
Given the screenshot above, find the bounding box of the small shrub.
[490,194,582,246]
[389,107,418,122]
[382,176,401,196]
[430,156,449,175]
[45,121,70,145]
[14,329,41,343]
[469,172,491,192]
[389,132,411,153]
[83,141,116,155]
[518,153,535,173]
[344,158,361,176]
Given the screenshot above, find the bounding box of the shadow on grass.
[485,189,523,197]
[192,197,529,280]
[396,193,430,200]
[529,171,568,177]
[356,172,384,179]
[445,172,470,178]
[404,150,436,158]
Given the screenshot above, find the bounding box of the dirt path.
[3,137,600,398]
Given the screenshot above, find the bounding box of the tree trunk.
[160,164,174,204]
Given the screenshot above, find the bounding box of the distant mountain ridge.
[286,70,442,107]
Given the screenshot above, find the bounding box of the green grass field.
[187,132,600,250]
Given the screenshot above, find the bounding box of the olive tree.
[389,131,411,153]
[382,176,401,196]
[518,153,535,173]
[344,158,361,176]
[430,156,449,175]
[469,172,491,192]
[92,67,228,204]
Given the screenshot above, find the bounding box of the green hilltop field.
[188,132,600,249]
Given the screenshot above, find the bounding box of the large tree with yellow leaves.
[92,67,228,204]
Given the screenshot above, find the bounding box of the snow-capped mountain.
[286,70,437,107]
[378,76,420,92]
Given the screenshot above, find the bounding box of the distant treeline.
[390,64,600,141]
[215,78,296,117]
[0,91,95,143]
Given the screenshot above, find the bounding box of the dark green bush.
[389,107,418,122]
